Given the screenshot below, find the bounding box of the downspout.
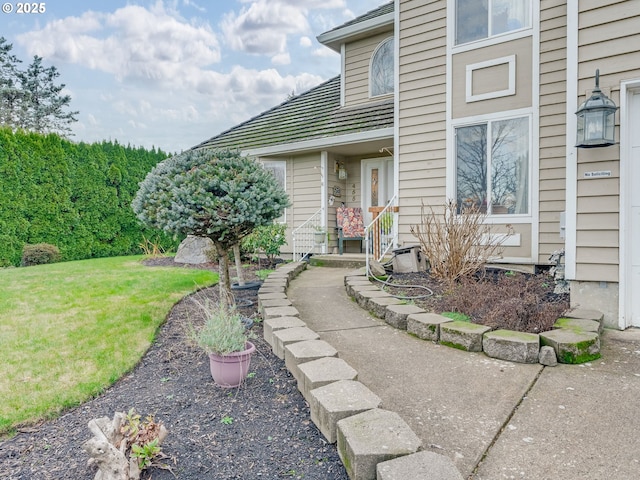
[564,0,578,281]
[321,151,328,254]
[393,0,400,249]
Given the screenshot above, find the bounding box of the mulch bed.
[0,257,348,479]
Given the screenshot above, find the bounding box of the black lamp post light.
[575,69,618,148]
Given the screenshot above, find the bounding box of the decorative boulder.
[174,235,214,264]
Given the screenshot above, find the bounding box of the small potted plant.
[313,225,327,245]
[191,299,256,388]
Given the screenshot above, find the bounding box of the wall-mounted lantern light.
[338,163,348,180]
[576,69,618,148]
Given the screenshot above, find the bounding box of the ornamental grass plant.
[190,299,254,356]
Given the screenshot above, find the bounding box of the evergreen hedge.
[0,128,179,266]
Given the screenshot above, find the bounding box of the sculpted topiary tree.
[132,149,289,305]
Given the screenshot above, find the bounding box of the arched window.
[370,37,394,97]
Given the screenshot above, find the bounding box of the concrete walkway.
[286,266,640,479]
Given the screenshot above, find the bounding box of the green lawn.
[0,256,217,436]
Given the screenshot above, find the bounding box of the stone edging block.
[337,408,421,480]
[540,328,601,364]
[284,339,338,383]
[297,357,358,402]
[309,380,381,444]
[385,304,426,330]
[483,329,540,364]
[440,321,491,352]
[263,316,306,348]
[343,274,603,365]
[272,326,319,360]
[260,264,427,479]
[377,451,464,480]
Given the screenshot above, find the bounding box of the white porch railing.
[365,196,398,273]
[292,208,323,261]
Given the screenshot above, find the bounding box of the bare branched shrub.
[410,200,513,288]
[431,271,569,333]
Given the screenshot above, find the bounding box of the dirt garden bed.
[379,268,570,334]
[0,257,348,480]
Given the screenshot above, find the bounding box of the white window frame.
[369,37,394,98]
[466,55,516,103]
[261,159,287,223]
[451,0,533,52]
[450,109,534,224]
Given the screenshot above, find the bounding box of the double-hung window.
[455,116,529,215]
[455,0,531,45]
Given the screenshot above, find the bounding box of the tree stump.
[83,412,168,480]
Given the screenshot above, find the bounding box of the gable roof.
[317,2,394,52]
[324,2,394,34]
[194,76,393,154]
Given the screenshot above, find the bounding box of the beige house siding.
[280,153,321,253]
[344,31,394,107]
[538,0,568,263]
[575,0,640,282]
[451,37,533,119]
[397,0,447,243]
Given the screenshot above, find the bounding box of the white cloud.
[313,48,339,58]
[272,53,291,65]
[16,3,221,84]
[299,36,313,47]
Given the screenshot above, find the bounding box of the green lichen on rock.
[441,311,470,322]
[440,340,469,351]
[560,337,601,364]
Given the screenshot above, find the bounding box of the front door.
[362,158,394,225]
[630,90,640,327]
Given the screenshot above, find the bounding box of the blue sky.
[1,0,385,152]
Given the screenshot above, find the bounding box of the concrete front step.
[310,255,367,268]
[482,329,540,364]
[337,408,421,480]
[271,326,319,359]
[263,316,306,348]
[440,321,492,352]
[297,357,358,402]
[377,451,464,480]
[385,305,426,330]
[407,313,452,342]
[309,380,382,444]
[540,328,601,364]
[284,339,338,383]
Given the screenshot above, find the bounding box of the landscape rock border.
[259,263,463,480]
[345,271,603,365]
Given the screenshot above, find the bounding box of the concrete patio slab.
[474,328,640,480]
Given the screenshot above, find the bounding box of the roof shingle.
[194,76,393,152]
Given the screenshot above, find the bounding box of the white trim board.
[465,55,516,103]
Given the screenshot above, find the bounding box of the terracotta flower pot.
[208,341,256,388]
